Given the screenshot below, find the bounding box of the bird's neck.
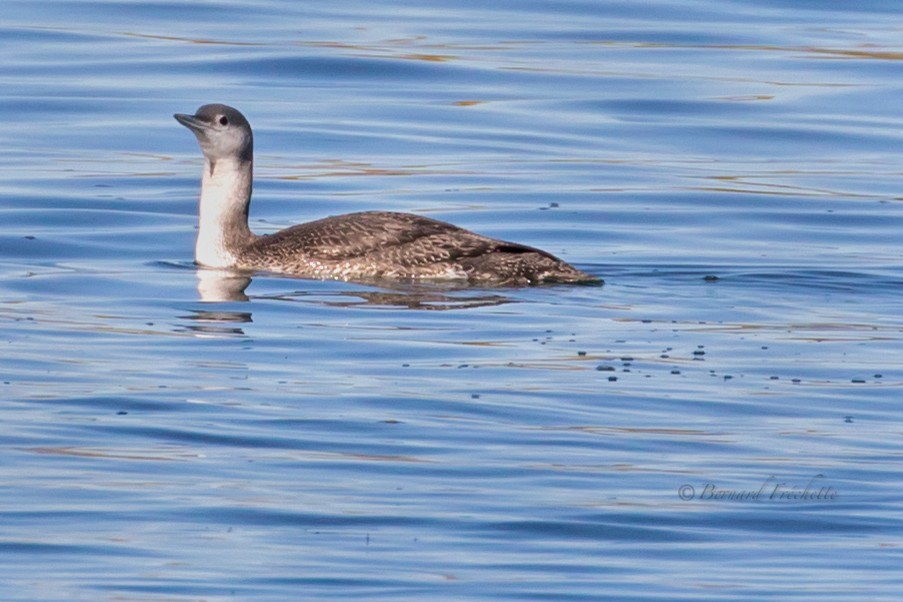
[195,156,256,268]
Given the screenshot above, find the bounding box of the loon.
[174,104,599,286]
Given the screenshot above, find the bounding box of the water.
[1,1,902,600]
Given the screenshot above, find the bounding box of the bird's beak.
[174,113,210,132]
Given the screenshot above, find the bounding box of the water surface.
[1,1,902,600]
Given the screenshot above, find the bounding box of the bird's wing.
[247,211,551,265]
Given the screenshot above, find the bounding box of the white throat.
[195,156,254,268]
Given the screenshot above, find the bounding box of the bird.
[174,104,600,286]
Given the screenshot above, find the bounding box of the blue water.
[2,1,902,600]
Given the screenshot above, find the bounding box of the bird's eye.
[219,116,229,126]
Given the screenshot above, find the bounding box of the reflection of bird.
[175,104,600,286]
[195,269,251,303]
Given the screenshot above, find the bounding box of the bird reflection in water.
[194,268,516,310]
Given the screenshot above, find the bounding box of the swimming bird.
[174,104,599,286]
